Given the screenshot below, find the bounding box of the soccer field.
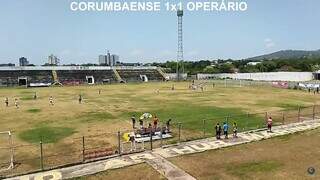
[0,81,319,176]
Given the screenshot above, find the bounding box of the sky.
[0,0,319,65]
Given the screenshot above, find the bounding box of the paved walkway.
[146,153,196,180]
[6,119,320,180]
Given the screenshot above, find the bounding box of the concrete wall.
[166,73,188,80]
[197,72,314,82]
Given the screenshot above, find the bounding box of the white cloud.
[264,38,276,48]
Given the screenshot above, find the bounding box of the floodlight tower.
[177,9,184,81]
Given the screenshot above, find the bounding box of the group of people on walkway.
[215,122,238,139]
[215,117,273,140]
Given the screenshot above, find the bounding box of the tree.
[219,63,235,73]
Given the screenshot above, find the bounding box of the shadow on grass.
[26,108,41,113]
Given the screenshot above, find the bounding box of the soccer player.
[49,96,54,106]
[14,98,19,109]
[267,116,273,132]
[223,122,229,139]
[34,92,37,100]
[215,123,221,139]
[5,97,8,107]
[233,122,238,138]
[78,94,82,104]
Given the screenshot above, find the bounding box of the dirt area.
[170,128,320,180]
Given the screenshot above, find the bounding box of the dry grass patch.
[170,128,320,180]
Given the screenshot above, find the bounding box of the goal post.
[0,131,14,172]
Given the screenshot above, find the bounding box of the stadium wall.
[166,73,188,80]
[197,72,314,82]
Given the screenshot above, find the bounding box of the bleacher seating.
[56,70,117,85]
[0,70,53,86]
[0,68,164,87]
[117,69,164,82]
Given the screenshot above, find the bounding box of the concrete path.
[146,153,196,180]
[6,119,320,180]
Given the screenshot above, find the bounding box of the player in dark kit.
[215,123,222,139]
[78,94,82,104]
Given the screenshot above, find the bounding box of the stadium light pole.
[177,9,184,81]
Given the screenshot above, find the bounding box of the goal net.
[0,131,14,172]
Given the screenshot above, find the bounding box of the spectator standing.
[223,122,229,139]
[129,131,136,151]
[267,117,273,132]
[131,115,136,129]
[153,116,159,129]
[233,122,238,138]
[166,119,172,132]
[139,118,143,129]
[215,123,222,139]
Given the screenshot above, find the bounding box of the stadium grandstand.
[0,66,167,87]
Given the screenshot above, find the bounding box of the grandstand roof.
[0,66,157,71]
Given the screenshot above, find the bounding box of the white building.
[197,72,314,82]
[99,55,107,65]
[110,54,119,66]
[98,50,119,66]
[48,54,60,65]
[247,62,261,66]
